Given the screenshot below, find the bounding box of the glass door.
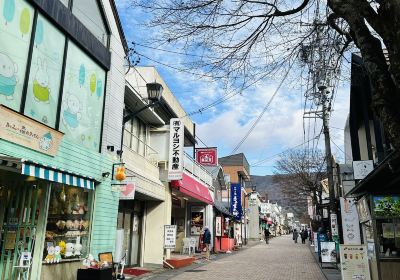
[0,170,49,280]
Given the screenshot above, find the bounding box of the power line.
[250,136,319,167]
[230,61,295,154]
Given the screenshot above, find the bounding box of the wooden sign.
[0,105,63,156]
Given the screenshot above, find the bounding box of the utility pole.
[320,87,335,215]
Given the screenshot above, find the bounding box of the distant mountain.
[251,175,307,220]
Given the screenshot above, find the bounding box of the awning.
[22,160,95,190]
[171,173,214,205]
[214,200,233,217]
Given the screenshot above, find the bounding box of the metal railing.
[123,131,159,167]
[183,152,213,189]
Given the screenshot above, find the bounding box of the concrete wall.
[142,183,172,266]
[248,204,260,240]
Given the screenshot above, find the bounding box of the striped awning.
[22,161,95,190]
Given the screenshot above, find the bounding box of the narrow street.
[155,235,325,280]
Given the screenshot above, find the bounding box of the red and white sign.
[195,148,218,166]
[119,183,136,200]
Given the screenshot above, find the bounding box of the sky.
[116,2,350,176]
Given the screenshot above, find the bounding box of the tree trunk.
[329,0,400,152]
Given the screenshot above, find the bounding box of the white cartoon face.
[39,134,52,151]
[66,95,80,114]
[54,246,61,255]
[0,52,17,78]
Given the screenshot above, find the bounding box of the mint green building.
[0,0,127,279]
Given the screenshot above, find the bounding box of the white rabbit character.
[0,52,18,100]
[33,57,50,103]
[62,94,81,129]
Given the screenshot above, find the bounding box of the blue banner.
[230,183,242,220]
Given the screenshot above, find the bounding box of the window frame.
[0,0,110,153]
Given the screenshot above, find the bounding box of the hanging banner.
[340,197,361,244]
[340,245,371,280]
[320,242,337,263]
[330,214,339,237]
[195,147,218,166]
[215,216,222,237]
[168,118,184,180]
[164,225,177,249]
[230,183,242,220]
[118,183,136,200]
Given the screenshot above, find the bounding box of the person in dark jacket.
[203,226,211,260]
[264,227,271,244]
[293,229,299,243]
[301,229,308,244]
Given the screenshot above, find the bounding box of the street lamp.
[118,82,163,160]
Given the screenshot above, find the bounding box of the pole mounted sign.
[195,147,218,166]
[168,118,184,180]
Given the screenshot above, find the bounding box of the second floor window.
[124,117,148,157]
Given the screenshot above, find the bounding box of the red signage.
[195,148,218,166]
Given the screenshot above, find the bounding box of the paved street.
[159,235,325,280]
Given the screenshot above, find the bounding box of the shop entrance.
[0,168,48,280]
[117,200,143,267]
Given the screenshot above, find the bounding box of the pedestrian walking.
[203,226,212,260]
[264,227,271,244]
[293,229,299,243]
[301,229,308,244]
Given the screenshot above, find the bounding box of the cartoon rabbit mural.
[62,94,81,129]
[33,57,50,103]
[0,52,18,99]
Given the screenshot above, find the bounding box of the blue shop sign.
[230,183,242,221]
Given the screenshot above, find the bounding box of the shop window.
[44,183,93,262]
[59,41,105,151]
[24,14,65,127]
[71,0,108,46]
[0,0,34,111]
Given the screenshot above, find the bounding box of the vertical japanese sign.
[168,118,184,180]
[230,183,242,220]
[340,197,361,244]
[215,216,222,237]
[340,245,371,280]
[164,225,177,249]
[330,214,339,237]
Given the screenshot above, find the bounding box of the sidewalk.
[124,240,261,279]
[128,235,327,280]
[308,244,342,280]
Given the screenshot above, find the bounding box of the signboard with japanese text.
[215,216,222,237]
[0,105,63,156]
[330,214,339,237]
[168,118,184,180]
[320,242,337,263]
[230,183,242,220]
[164,225,177,249]
[340,245,371,280]
[353,160,374,180]
[340,197,361,244]
[195,147,218,166]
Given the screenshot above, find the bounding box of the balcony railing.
[183,152,213,189]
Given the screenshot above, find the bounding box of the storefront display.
[43,184,93,262]
[190,206,204,235]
